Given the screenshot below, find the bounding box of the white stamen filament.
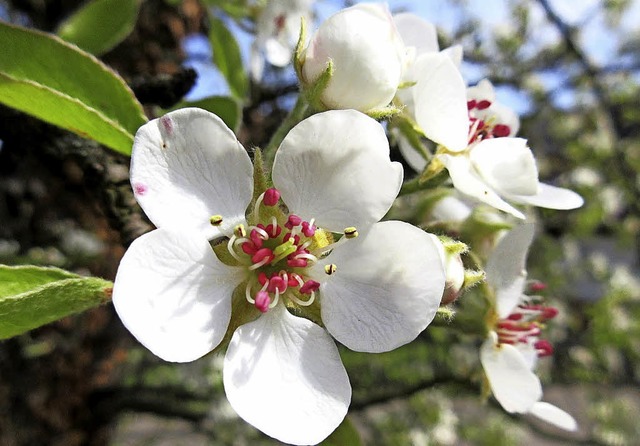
[295,252,318,263]
[253,192,265,216]
[227,235,244,262]
[248,256,272,271]
[270,289,280,308]
[245,282,255,304]
[289,291,315,307]
[252,226,269,240]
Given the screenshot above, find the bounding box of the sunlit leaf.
[171,96,242,132]
[57,0,141,56]
[0,265,112,339]
[209,15,248,100]
[0,22,147,156]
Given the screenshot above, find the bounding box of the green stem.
[399,170,449,196]
[263,93,309,169]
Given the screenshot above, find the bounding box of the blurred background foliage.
[0,0,639,445]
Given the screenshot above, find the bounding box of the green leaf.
[0,265,112,339]
[173,96,242,132]
[57,0,141,56]
[321,417,362,446]
[209,15,248,100]
[0,22,147,156]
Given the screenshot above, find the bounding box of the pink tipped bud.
[255,291,270,313]
[264,188,280,206]
[300,280,320,295]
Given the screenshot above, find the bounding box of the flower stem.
[263,93,309,168]
[399,170,449,196]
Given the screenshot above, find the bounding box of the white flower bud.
[301,3,405,112]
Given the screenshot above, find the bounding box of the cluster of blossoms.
[113,2,582,444]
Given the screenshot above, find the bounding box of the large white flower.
[251,0,315,80]
[113,108,446,444]
[302,3,406,112]
[480,224,577,431]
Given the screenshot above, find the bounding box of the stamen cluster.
[226,188,323,313]
[496,293,558,357]
[467,99,511,144]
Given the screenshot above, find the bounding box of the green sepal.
[303,59,334,111]
[293,16,308,82]
[366,104,404,121]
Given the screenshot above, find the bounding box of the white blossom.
[113,108,445,444]
[480,224,577,431]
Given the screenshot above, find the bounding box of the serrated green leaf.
[57,0,141,56]
[0,22,147,155]
[0,265,112,339]
[321,417,362,446]
[172,96,242,132]
[209,15,248,100]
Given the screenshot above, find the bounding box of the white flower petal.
[480,332,543,413]
[413,52,469,152]
[467,78,496,102]
[223,304,351,445]
[316,221,445,353]
[508,182,584,210]
[442,44,464,67]
[273,110,403,232]
[396,129,428,172]
[440,154,526,219]
[113,229,243,362]
[485,223,535,318]
[470,138,539,197]
[264,38,292,67]
[393,13,439,55]
[131,108,253,239]
[529,401,578,431]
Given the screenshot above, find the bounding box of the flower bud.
[301,3,405,112]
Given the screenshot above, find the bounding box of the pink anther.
[268,275,287,293]
[299,280,320,295]
[301,221,316,237]
[285,214,302,229]
[263,188,281,206]
[133,183,147,196]
[492,124,511,137]
[476,99,492,110]
[255,290,270,313]
[252,248,274,265]
[534,339,554,357]
[287,258,308,268]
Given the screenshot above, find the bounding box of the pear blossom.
[393,13,469,152]
[480,223,577,431]
[250,0,315,80]
[432,79,583,219]
[301,3,406,112]
[113,107,446,444]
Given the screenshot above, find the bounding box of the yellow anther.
[234,224,247,238]
[344,227,358,239]
[209,215,223,226]
[324,263,337,275]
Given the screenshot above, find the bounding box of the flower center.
[467,99,511,144]
[496,296,558,357]
[216,188,351,314]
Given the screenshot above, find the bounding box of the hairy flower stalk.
[113,107,446,445]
